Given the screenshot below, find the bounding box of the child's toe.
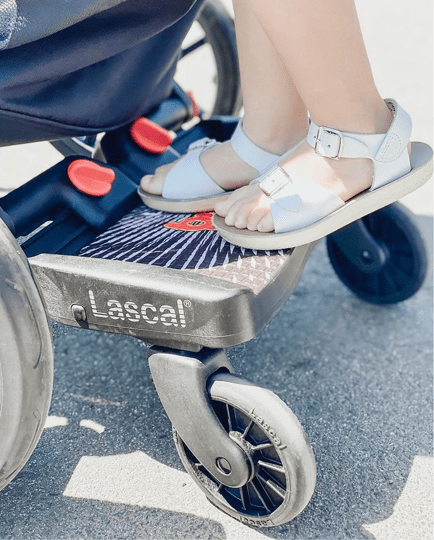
[214,196,232,216]
[223,200,242,226]
[247,206,269,231]
[140,164,172,195]
[140,174,161,194]
[234,203,254,229]
[140,174,153,190]
[257,214,274,232]
[214,185,252,217]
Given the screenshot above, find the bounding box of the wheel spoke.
[388,259,412,279]
[257,460,285,475]
[252,442,274,452]
[257,473,286,500]
[239,485,248,510]
[242,419,254,440]
[226,403,234,432]
[251,479,273,513]
[181,38,207,58]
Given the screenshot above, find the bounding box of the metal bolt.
[215,457,232,475]
[71,304,87,322]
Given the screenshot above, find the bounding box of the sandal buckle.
[314,127,344,160]
[259,167,290,197]
[188,137,214,151]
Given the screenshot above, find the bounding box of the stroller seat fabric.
[0,0,201,144]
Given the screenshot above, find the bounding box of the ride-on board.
[0,103,429,527]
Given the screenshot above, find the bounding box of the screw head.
[71,304,87,322]
[361,250,373,263]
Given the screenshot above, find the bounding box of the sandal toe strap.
[259,167,344,234]
[162,144,226,199]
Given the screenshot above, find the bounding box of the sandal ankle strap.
[307,99,412,189]
[307,100,411,161]
[230,120,281,172]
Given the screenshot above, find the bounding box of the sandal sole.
[137,187,231,213]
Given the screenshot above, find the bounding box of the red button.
[67,160,116,197]
[130,117,172,154]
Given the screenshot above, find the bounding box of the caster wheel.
[0,220,53,492]
[327,203,429,305]
[174,372,316,527]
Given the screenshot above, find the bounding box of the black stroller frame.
[0,2,430,528]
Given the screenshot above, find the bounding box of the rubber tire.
[173,372,316,527]
[0,220,53,492]
[196,0,242,116]
[327,203,429,305]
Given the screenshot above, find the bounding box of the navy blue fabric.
[1,0,130,50]
[0,0,202,144]
[79,206,288,269]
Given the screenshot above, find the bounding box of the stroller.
[0,0,431,528]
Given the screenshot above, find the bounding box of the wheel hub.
[229,430,257,483]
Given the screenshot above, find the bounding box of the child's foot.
[141,140,263,196]
[138,120,300,212]
[213,100,425,252]
[214,105,407,233]
[213,139,375,231]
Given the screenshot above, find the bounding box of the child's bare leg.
[214,0,395,232]
[140,0,308,195]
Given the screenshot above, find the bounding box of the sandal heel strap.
[307,99,412,163]
[375,99,412,162]
[371,100,412,189]
[230,120,281,172]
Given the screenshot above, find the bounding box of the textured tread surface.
[79,206,291,294]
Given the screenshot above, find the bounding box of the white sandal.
[213,99,433,250]
[138,120,283,212]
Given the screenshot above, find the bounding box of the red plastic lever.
[130,117,172,154]
[67,160,116,197]
[186,91,200,119]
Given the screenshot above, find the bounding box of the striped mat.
[79,205,291,293]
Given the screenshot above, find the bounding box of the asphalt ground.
[0,238,432,540]
[0,0,432,539]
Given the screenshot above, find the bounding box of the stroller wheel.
[177,0,242,116]
[0,220,53,492]
[173,372,316,527]
[327,203,429,305]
